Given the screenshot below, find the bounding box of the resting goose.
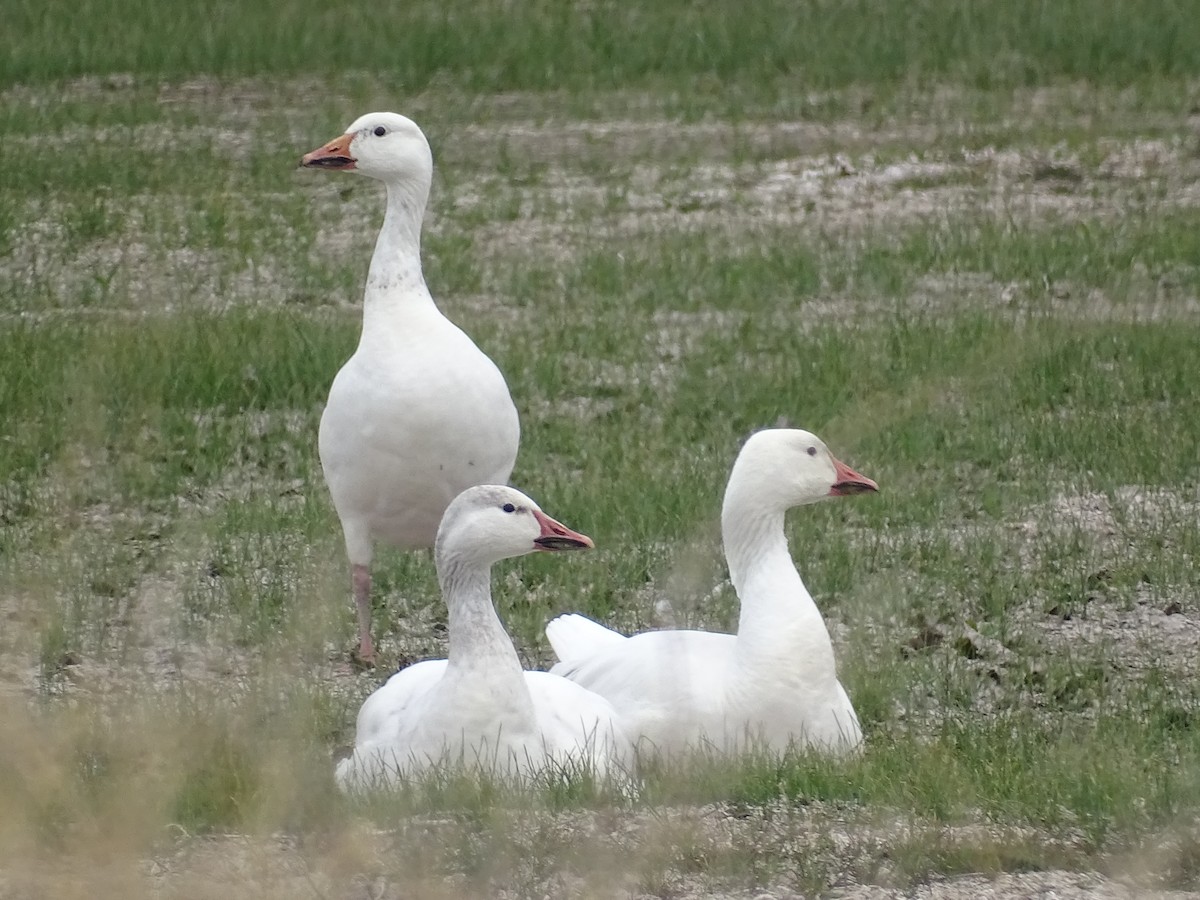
[302,113,520,663]
[546,429,878,756]
[335,485,634,788]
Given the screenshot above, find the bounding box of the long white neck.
[722,490,838,686]
[437,554,536,717]
[361,179,437,336]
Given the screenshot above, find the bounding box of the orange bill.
[301,132,355,169]
[532,509,595,551]
[829,457,879,495]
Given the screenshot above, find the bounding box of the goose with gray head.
[302,113,520,664]
[546,429,878,756]
[336,485,634,789]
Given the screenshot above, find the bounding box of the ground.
[1,72,1199,898]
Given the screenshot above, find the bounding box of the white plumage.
[302,113,520,662]
[336,485,633,789]
[547,429,878,757]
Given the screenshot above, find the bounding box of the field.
[3,1,1200,897]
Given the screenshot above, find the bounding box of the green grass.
[3,3,1200,893]
[5,0,1200,92]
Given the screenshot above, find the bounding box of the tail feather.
[545,613,626,662]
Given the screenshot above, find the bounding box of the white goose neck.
[361,179,435,325]
[438,555,530,688]
[722,497,836,680]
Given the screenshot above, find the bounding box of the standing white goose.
[302,113,520,663]
[546,429,878,756]
[335,485,634,789]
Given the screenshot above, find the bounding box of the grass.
[3,2,1200,896]
[5,0,1200,92]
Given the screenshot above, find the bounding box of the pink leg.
[352,563,374,664]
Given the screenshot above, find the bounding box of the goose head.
[301,112,433,187]
[435,485,594,569]
[726,428,879,514]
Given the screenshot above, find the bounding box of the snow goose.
[302,113,520,663]
[546,429,878,756]
[336,485,634,789]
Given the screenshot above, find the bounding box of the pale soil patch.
[528,395,618,424]
[1013,487,1200,681]
[1,192,310,314]
[7,82,1199,319]
[912,273,1200,325]
[456,140,1199,264]
[1,807,1194,900]
[1,240,301,313]
[1033,487,1200,540]
[835,483,1200,728]
[0,442,377,709]
[838,872,1197,900]
[1037,595,1200,680]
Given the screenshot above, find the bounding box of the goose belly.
[319,352,519,549]
[722,674,861,754]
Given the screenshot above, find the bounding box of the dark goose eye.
[502,503,516,513]
[373,125,386,137]
[807,446,817,456]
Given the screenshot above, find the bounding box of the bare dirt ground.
[4,813,1199,900]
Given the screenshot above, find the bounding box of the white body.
[314,112,520,562]
[319,300,519,556]
[547,429,874,757]
[336,486,633,789]
[336,659,633,786]
[547,621,860,756]
[304,112,520,659]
